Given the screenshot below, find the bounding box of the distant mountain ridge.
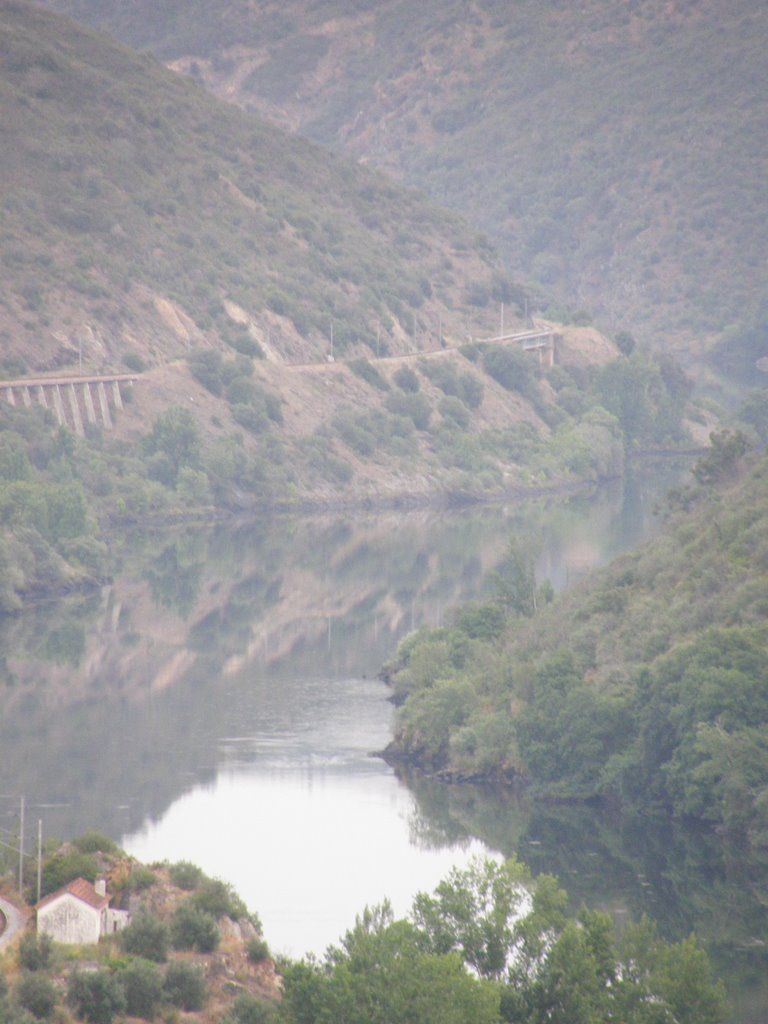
[42,0,768,354]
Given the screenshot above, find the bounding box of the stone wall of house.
[38,896,102,945]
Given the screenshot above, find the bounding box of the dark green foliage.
[384,391,431,430]
[191,877,249,920]
[124,864,157,892]
[692,430,749,485]
[390,447,768,848]
[72,831,118,855]
[493,539,536,616]
[451,603,506,642]
[120,913,170,963]
[116,958,163,1020]
[17,934,54,973]
[393,365,419,393]
[348,358,390,391]
[482,345,532,394]
[122,351,146,372]
[163,962,206,1011]
[143,406,201,486]
[15,974,57,1020]
[171,901,220,952]
[225,992,275,1024]
[247,937,270,963]
[438,396,470,430]
[168,859,204,890]
[615,331,635,356]
[67,971,126,1024]
[40,851,98,898]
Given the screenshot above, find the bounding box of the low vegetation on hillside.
[0,1,514,376]
[384,438,768,851]
[45,0,768,351]
[0,330,705,611]
[0,839,727,1024]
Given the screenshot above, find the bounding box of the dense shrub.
[163,962,206,1011]
[16,974,56,1020]
[482,345,532,393]
[191,877,249,921]
[168,860,204,890]
[40,851,98,898]
[124,864,157,892]
[72,831,118,855]
[393,365,420,392]
[17,934,54,972]
[225,992,275,1024]
[67,971,126,1024]
[384,391,431,430]
[349,358,390,391]
[438,396,470,429]
[120,913,169,962]
[171,902,220,952]
[117,958,163,1019]
[247,937,270,963]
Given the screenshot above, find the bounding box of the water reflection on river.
[2,463,765,1018]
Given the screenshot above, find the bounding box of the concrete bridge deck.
[0,373,138,436]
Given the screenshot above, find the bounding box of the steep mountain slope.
[0,0,516,377]
[44,0,768,354]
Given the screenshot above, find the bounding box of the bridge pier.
[67,384,85,438]
[83,383,97,426]
[52,386,66,428]
[97,382,113,429]
[1,372,136,434]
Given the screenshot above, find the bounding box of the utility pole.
[37,819,42,905]
[18,795,24,896]
[330,321,334,361]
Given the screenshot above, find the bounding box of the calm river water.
[1,462,765,1021]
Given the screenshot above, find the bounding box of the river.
[1,461,765,1021]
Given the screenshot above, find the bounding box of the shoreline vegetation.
[0,835,727,1024]
[380,439,768,853]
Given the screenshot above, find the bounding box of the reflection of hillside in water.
[403,771,768,1023]
[0,465,675,843]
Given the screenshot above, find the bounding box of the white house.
[36,878,129,945]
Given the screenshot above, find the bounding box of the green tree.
[171,902,220,952]
[120,912,169,962]
[15,974,57,1020]
[412,857,529,978]
[493,539,536,616]
[163,962,206,1011]
[17,933,54,972]
[67,971,126,1024]
[143,406,201,486]
[117,958,163,1020]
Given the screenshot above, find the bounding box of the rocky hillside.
[0,0,518,378]
[40,0,768,356]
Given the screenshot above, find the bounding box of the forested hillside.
[385,439,768,851]
[42,0,768,354]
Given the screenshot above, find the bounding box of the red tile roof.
[37,878,110,912]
